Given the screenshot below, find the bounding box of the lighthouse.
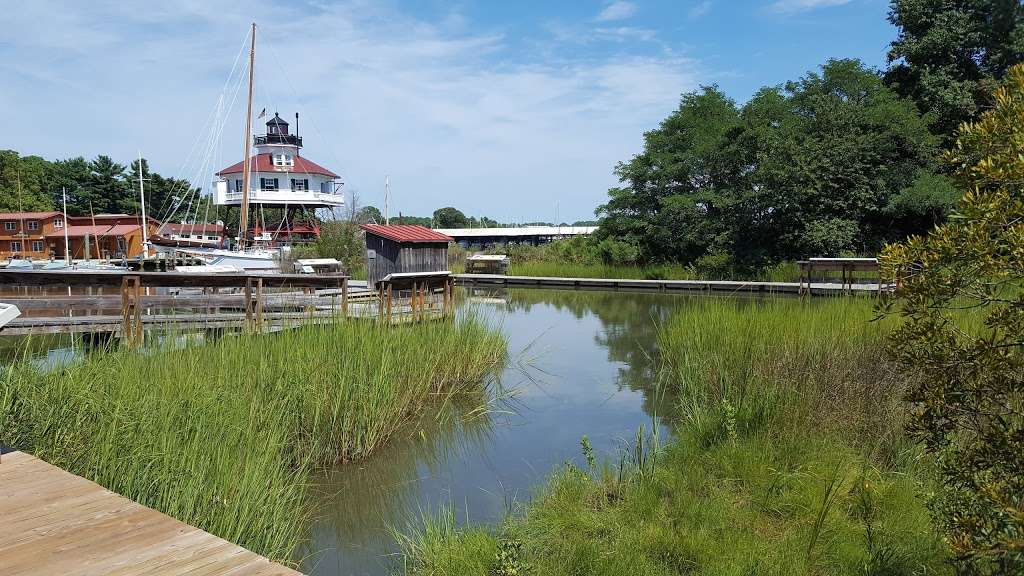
[214,112,344,243]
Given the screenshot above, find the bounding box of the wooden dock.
[0,450,302,575]
[453,274,889,296]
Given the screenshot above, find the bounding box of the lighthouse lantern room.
[214,112,344,243]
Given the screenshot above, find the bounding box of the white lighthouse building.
[214,112,344,243]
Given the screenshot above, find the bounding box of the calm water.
[0,288,691,575]
[300,289,685,575]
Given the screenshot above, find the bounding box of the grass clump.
[0,317,506,563]
[399,297,950,575]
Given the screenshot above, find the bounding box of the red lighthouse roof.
[216,153,339,178]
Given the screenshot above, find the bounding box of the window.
[31,240,44,252]
[272,154,294,167]
[117,238,127,252]
[291,178,309,191]
[206,235,218,240]
[53,218,63,229]
[235,179,244,193]
[260,178,279,191]
[320,181,332,193]
[27,221,39,231]
[3,222,15,231]
[9,240,22,253]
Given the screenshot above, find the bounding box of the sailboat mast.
[238,22,256,250]
[61,188,70,265]
[384,175,390,225]
[137,151,149,258]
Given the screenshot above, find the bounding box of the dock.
[454,274,889,295]
[0,450,302,575]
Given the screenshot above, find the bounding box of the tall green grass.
[0,318,506,563]
[398,297,949,575]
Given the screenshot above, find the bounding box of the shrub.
[882,64,1024,574]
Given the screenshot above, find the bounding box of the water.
[300,289,685,575]
[0,287,690,575]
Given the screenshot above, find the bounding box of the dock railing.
[797,258,882,296]
[0,270,349,342]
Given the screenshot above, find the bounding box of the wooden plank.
[0,451,302,576]
[0,270,346,289]
[452,274,888,296]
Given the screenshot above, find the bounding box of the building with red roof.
[1,211,159,261]
[213,112,344,244]
[360,225,454,287]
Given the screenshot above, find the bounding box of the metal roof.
[0,211,61,221]
[266,113,289,126]
[216,153,339,178]
[432,226,597,237]
[360,224,454,243]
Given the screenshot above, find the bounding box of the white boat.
[0,303,21,330]
[168,246,279,271]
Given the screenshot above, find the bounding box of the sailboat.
[152,23,327,271]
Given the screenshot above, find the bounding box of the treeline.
[0,150,204,220]
[594,0,1024,272]
[353,204,596,228]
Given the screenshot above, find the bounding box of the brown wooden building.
[0,211,160,261]
[361,224,453,287]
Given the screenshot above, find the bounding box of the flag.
[257,108,266,119]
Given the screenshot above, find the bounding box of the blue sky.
[1,0,895,222]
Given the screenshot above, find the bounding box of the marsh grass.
[398,297,949,575]
[0,316,506,563]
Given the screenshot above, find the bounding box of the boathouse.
[361,224,453,287]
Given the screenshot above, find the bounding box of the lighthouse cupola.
[254,112,302,154]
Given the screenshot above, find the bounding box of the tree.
[0,150,55,212]
[886,0,1024,140]
[127,158,197,222]
[354,205,383,224]
[882,64,1024,574]
[76,155,129,215]
[433,206,469,228]
[596,60,940,269]
[596,85,741,265]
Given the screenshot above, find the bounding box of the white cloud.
[689,1,713,19]
[0,0,699,222]
[768,0,853,13]
[595,1,637,22]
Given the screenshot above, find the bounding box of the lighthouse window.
[273,154,294,167]
[260,178,279,191]
[291,178,309,191]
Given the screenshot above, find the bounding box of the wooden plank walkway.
[0,451,303,576]
[454,274,889,296]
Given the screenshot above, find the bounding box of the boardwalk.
[454,274,889,295]
[0,451,303,576]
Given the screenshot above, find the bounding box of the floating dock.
[453,274,888,296]
[0,450,302,575]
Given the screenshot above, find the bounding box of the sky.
[0,0,896,223]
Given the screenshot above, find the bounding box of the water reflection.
[1,288,691,575]
[302,289,688,576]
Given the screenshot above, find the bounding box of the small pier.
[454,273,889,296]
[0,450,302,575]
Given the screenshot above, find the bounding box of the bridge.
[432,226,596,247]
